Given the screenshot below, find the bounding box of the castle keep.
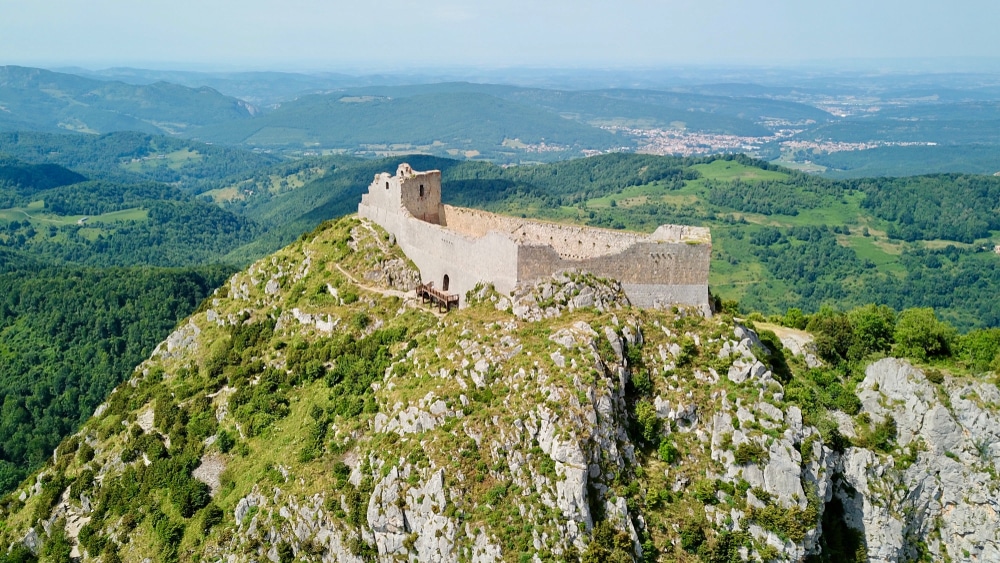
[358,164,712,313]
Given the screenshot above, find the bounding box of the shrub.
[633,400,661,444]
[733,441,769,465]
[677,336,699,366]
[746,504,814,543]
[680,521,706,552]
[925,369,945,385]
[783,308,808,330]
[956,328,1000,372]
[657,439,679,464]
[200,503,225,535]
[866,417,898,453]
[581,521,634,563]
[846,304,896,360]
[692,479,718,505]
[216,429,236,453]
[894,308,954,361]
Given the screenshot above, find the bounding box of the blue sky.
[2,0,998,71]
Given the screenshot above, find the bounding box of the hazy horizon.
[3,1,999,73]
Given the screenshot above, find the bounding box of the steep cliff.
[1,216,998,562]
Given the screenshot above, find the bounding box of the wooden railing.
[416,282,459,312]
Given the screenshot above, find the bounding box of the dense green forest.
[0,132,279,191]
[0,143,267,490]
[0,261,231,493]
[811,145,1000,178]
[852,174,1000,243]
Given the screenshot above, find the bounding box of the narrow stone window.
[386,181,389,190]
[443,275,450,291]
[419,184,425,197]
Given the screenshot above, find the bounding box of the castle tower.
[361,163,442,225]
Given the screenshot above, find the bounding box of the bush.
[894,308,954,361]
[925,369,945,385]
[658,439,679,464]
[864,417,898,453]
[680,521,706,552]
[846,304,896,360]
[677,336,699,366]
[783,308,808,330]
[200,503,224,535]
[733,441,769,465]
[581,521,634,563]
[633,400,661,444]
[692,479,718,505]
[956,328,1000,372]
[216,429,236,453]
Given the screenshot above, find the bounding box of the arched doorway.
[442,275,450,291]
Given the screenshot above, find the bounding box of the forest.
[0,260,231,494]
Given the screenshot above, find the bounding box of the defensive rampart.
[358,163,712,313]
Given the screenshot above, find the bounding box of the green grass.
[587,181,675,208]
[692,160,790,181]
[845,235,907,275]
[0,206,148,227]
[121,148,204,173]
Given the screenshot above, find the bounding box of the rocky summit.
[2,216,999,562]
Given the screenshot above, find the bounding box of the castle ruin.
[358,163,712,313]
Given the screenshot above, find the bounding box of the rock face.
[5,216,999,563]
[834,358,1000,562]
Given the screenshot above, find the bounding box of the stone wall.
[442,206,709,260]
[359,202,521,303]
[358,164,711,313]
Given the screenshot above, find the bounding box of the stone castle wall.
[358,164,712,313]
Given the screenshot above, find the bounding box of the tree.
[956,328,1000,372]
[894,308,954,361]
[846,304,896,361]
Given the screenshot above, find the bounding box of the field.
[0,202,148,228]
[121,148,204,173]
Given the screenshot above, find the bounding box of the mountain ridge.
[1,214,997,562]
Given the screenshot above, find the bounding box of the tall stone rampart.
[358,164,712,313]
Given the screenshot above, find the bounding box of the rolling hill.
[0,66,256,136]
[190,91,624,158]
[0,131,280,192]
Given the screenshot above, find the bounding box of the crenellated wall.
[358,164,712,313]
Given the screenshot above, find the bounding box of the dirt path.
[334,264,445,318]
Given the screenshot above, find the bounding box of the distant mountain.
[316,82,831,133]
[0,66,256,136]
[57,67,364,106]
[190,91,624,158]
